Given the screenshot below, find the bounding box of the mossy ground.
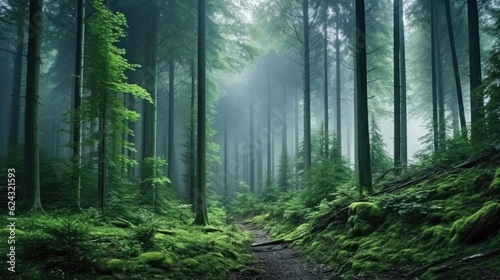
[0,201,252,280]
[240,162,500,279]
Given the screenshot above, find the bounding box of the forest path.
[229,221,326,280]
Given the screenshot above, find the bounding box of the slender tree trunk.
[335,6,342,151]
[70,0,85,211]
[189,60,196,207]
[234,133,239,183]
[266,70,271,188]
[355,0,373,194]
[168,59,175,185]
[323,8,329,158]
[249,90,255,194]
[281,80,288,191]
[194,0,208,225]
[431,0,439,152]
[9,2,25,150]
[467,0,483,139]
[436,18,446,148]
[303,0,312,174]
[393,0,401,172]
[23,0,43,212]
[223,98,228,195]
[445,0,466,135]
[399,0,407,166]
[141,3,159,210]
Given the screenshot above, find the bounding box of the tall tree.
[70,0,85,211]
[393,0,401,171]
[467,0,483,139]
[167,59,175,184]
[323,7,329,158]
[23,0,43,212]
[355,0,373,194]
[335,5,342,152]
[141,2,159,204]
[303,0,312,174]
[399,0,407,166]
[431,0,439,152]
[444,0,466,135]
[194,0,209,225]
[8,0,26,150]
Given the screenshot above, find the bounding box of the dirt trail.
[229,222,326,280]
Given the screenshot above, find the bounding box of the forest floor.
[229,221,326,280]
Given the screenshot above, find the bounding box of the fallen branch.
[114,217,136,228]
[460,248,500,262]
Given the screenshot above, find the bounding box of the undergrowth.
[0,195,252,280]
[229,143,500,279]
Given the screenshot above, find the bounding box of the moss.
[347,202,385,237]
[450,202,500,244]
[181,258,199,267]
[489,168,500,194]
[136,252,167,267]
[105,258,124,271]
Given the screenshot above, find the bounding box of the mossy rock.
[136,252,167,267]
[422,225,450,244]
[450,202,500,244]
[347,202,385,237]
[489,168,500,194]
[181,258,199,267]
[105,259,124,271]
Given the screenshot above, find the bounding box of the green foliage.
[370,116,392,174]
[80,0,151,212]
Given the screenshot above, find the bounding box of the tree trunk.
[224,98,228,195]
[70,0,85,212]
[141,3,159,206]
[189,60,196,207]
[445,0,466,135]
[431,0,439,152]
[393,0,401,171]
[323,8,329,158]
[168,59,175,185]
[467,0,483,139]
[399,0,407,166]
[9,2,26,150]
[355,0,373,194]
[23,0,43,212]
[335,5,342,152]
[281,80,288,191]
[249,89,256,194]
[266,70,272,188]
[303,0,311,174]
[194,0,209,225]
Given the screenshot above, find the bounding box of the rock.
[347,202,385,237]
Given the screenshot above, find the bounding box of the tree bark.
[194,0,209,225]
[399,0,407,166]
[355,0,373,194]
[23,0,43,212]
[266,69,272,188]
[335,5,342,152]
[249,88,255,194]
[141,3,159,207]
[323,7,329,158]
[467,0,483,139]
[9,2,26,150]
[431,0,439,152]
[445,0,466,135]
[303,0,311,174]
[168,59,175,185]
[70,0,85,212]
[393,0,401,171]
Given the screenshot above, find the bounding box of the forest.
[0,0,499,279]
